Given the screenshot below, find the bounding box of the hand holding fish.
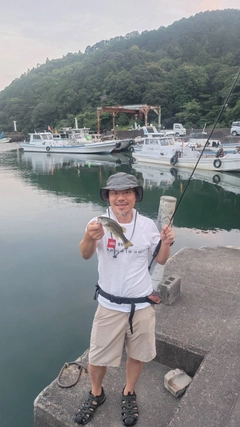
[80,221,105,259]
[86,221,105,241]
[97,216,133,249]
[160,224,175,246]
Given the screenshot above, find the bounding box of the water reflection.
[132,163,240,231]
[132,162,240,195]
[0,146,240,427]
[9,149,240,231]
[20,151,133,173]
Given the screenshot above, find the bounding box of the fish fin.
[105,227,119,240]
[123,240,133,249]
[121,226,127,233]
[110,230,121,240]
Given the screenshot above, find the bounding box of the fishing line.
[149,67,240,269]
[172,67,240,221]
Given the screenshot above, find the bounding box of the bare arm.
[79,221,104,259]
[154,224,175,265]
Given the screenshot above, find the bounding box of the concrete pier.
[34,246,240,427]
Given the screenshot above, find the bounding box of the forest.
[0,9,240,134]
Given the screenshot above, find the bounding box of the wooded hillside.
[0,9,240,133]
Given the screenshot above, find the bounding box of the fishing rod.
[148,67,240,271]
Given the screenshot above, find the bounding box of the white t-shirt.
[90,207,161,312]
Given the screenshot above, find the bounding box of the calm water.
[1,144,240,427]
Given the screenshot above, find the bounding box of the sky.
[0,0,239,91]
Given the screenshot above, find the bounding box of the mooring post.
[151,195,177,291]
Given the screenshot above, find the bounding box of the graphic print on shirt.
[107,238,116,249]
[106,239,145,255]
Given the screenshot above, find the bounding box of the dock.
[34,246,240,427]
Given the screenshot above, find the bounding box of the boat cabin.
[28,132,53,143]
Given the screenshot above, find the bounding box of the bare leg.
[88,363,107,396]
[124,356,143,395]
[121,356,141,425]
[75,364,107,424]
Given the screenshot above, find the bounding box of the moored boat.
[0,131,11,143]
[20,132,117,154]
[186,131,240,154]
[54,128,133,152]
[0,137,12,143]
[186,131,221,150]
[113,138,134,152]
[132,137,240,172]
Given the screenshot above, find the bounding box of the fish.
[97,216,133,249]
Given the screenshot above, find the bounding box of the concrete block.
[164,368,192,397]
[159,275,181,305]
[151,263,165,290]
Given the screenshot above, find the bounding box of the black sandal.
[75,387,106,425]
[121,390,139,426]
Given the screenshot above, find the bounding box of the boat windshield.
[161,137,174,146]
[32,134,42,141]
[31,132,53,141]
[145,137,174,146]
[40,133,53,140]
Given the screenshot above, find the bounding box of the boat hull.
[133,152,240,172]
[20,141,116,154]
[113,139,134,152]
[0,137,11,143]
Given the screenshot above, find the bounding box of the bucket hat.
[100,172,143,202]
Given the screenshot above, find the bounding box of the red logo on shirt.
[107,238,116,248]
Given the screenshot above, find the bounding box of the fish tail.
[123,240,133,249]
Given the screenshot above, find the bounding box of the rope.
[57,361,87,388]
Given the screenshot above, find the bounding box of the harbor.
[1,144,240,427]
[1,6,240,425]
[34,245,240,427]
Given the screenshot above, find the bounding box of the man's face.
[108,189,136,218]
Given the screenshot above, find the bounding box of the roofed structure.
[97,104,161,135]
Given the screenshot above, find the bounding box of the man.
[75,172,175,426]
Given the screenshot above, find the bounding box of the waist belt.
[94,284,153,334]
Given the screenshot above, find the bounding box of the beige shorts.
[89,303,156,367]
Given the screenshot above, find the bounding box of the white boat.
[20,132,117,154]
[67,127,99,143]
[0,137,11,143]
[134,125,176,145]
[132,136,240,172]
[0,131,11,143]
[52,132,75,143]
[133,134,183,152]
[58,127,133,152]
[186,131,240,156]
[187,131,221,149]
[113,138,134,152]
